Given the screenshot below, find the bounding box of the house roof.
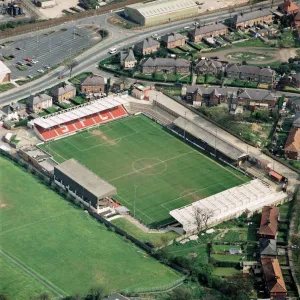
[259,206,279,237]
[54,158,116,199]
[189,23,227,37]
[161,32,186,44]
[233,8,272,24]
[284,127,300,153]
[51,84,76,97]
[0,60,11,76]
[135,37,160,50]
[294,10,300,20]
[259,238,277,256]
[269,170,283,181]
[120,49,136,62]
[186,85,227,97]
[81,74,105,86]
[226,64,274,77]
[238,89,276,101]
[140,57,190,68]
[1,105,13,115]
[293,112,300,128]
[278,0,299,13]
[196,59,223,69]
[292,73,300,81]
[27,94,52,106]
[261,258,287,294]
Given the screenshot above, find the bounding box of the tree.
[167,287,192,300]
[0,294,9,300]
[291,235,300,261]
[191,207,214,234]
[83,287,103,300]
[31,293,51,300]
[67,60,79,78]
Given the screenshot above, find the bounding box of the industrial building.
[54,159,117,213]
[34,0,57,8]
[124,0,200,26]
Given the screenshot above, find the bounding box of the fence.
[0,0,142,39]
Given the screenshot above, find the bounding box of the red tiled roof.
[261,258,287,294]
[269,171,283,181]
[284,127,300,153]
[259,206,279,237]
[279,0,299,13]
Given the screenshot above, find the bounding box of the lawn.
[111,218,178,247]
[212,267,240,277]
[0,156,180,299]
[226,52,274,62]
[211,254,244,262]
[0,83,14,92]
[40,115,249,227]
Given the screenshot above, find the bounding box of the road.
[0,0,283,105]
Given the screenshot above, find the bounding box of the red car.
[24,58,32,62]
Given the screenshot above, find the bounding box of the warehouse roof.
[125,0,198,18]
[55,159,116,199]
[170,179,287,233]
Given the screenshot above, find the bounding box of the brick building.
[259,206,279,240]
[232,9,273,29]
[134,37,160,55]
[51,84,76,103]
[188,23,228,42]
[140,58,190,74]
[161,33,186,49]
[81,74,106,94]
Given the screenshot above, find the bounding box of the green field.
[41,115,249,227]
[0,157,180,299]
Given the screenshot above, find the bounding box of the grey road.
[0,0,284,105]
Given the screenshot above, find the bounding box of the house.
[237,89,278,109]
[131,83,148,100]
[81,74,106,94]
[0,60,11,83]
[140,57,190,74]
[134,37,160,55]
[291,73,300,88]
[284,127,300,160]
[261,258,287,298]
[293,11,300,26]
[232,9,273,29]
[120,49,137,70]
[161,32,186,49]
[228,91,244,115]
[278,0,299,15]
[195,59,224,75]
[51,84,76,103]
[259,238,277,257]
[226,64,275,84]
[188,23,228,42]
[259,206,279,240]
[0,103,26,121]
[293,111,300,127]
[185,86,228,106]
[27,94,53,113]
[111,81,125,93]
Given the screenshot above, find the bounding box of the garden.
[226,52,275,62]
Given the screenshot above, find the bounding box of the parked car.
[43,65,51,69]
[9,54,15,59]
[31,59,39,64]
[27,75,33,79]
[26,63,33,67]
[37,69,44,73]
[17,61,25,66]
[209,56,219,60]
[193,21,199,26]
[24,58,32,62]
[15,47,22,50]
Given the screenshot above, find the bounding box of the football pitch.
[0,156,180,299]
[41,114,250,227]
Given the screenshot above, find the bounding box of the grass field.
[0,157,180,299]
[40,115,249,227]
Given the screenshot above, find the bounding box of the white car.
[193,22,199,26]
[43,65,50,69]
[37,69,44,74]
[27,75,33,79]
[151,33,158,38]
[31,59,39,64]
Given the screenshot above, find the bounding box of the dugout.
[54,159,116,213]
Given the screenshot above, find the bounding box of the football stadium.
[40,113,250,227]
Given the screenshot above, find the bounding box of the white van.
[109,48,117,54]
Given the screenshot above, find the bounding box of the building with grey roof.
[27,94,53,113]
[120,49,137,70]
[124,0,199,26]
[238,89,277,108]
[293,112,300,128]
[54,159,116,212]
[51,84,76,103]
[134,37,160,55]
[226,64,275,85]
[188,23,228,42]
[161,32,186,49]
[232,9,273,28]
[140,57,190,74]
[195,59,224,75]
[259,238,277,257]
[81,74,106,94]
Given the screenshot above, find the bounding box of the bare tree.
[191,207,214,235]
[66,60,79,78]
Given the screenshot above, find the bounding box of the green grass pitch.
[0,156,180,299]
[40,114,250,227]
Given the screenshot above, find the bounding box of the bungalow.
[27,94,53,113]
[161,33,186,49]
[185,86,228,106]
[140,57,190,74]
[259,206,279,240]
[134,37,160,55]
[51,84,76,103]
[188,23,228,42]
[278,0,299,15]
[237,89,277,109]
[81,74,106,94]
[120,49,137,70]
[284,127,300,160]
[195,59,224,75]
[261,258,287,298]
[232,9,273,29]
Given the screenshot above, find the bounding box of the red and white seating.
[33,96,128,141]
